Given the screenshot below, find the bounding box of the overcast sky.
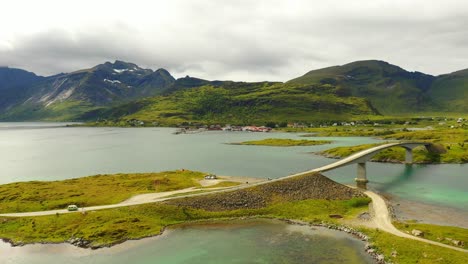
[1,0,467,81]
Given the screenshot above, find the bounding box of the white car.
[67,205,78,211]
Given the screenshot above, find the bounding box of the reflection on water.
[378,164,415,192]
[324,163,468,212]
[0,220,374,264]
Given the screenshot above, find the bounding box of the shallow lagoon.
[0,219,374,264]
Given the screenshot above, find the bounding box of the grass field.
[0,171,466,263]
[317,128,467,163]
[231,138,332,146]
[393,221,468,250]
[83,83,378,126]
[364,228,468,264]
[0,170,205,213]
[0,198,369,248]
[1,198,466,263]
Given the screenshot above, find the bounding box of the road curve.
[365,190,468,253]
[364,191,468,253]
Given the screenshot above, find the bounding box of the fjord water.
[0,122,466,211]
[0,123,380,183]
[1,123,467,262]
[1,220,374,264]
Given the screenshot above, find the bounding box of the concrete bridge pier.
[355,162,368,189]
[404,147,413,164]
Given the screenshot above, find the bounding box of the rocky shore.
[2,216,390,263]
[166,173,366,211]
[384,193,468,229]
[1,226,168,250]
[281,219,389,264]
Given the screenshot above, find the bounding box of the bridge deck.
[283,141,431,180]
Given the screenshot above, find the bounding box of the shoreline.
[1,175,466,262]
[381,193,468,229]
[0,217,381,262]
[318,152,467,165]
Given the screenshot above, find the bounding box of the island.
[0,169,466,264]
[314,128,467,164]
[230,138,332,147]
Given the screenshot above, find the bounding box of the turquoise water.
[0,220,374,264]
[0,122,467,262]
[0,123,465,211]
[324,163,468,210]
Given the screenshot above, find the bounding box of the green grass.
[429,70,468,112]
[0,100,99,121]
[83,83,378,126]
[319,128,468,163]
[321,143,382,157]
[232,138,332,146]
[0,175,466,262]
[393,221,468,250]
[363,228,468,264]
[0,198,370,248]
[322,144,467,163]
[0,170,205,213]
[1,196,466,263]
[204,181,242,188]
[287,60,437,114]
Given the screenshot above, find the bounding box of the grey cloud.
[1,0,468,81]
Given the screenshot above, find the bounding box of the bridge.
[287,141,441,189]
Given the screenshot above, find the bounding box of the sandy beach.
[383,193,468,228]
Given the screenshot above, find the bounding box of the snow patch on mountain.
[113,69,129,73]
[104,79,122,84]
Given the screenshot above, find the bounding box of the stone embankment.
[166,173,366,211]
[282,219,389,264]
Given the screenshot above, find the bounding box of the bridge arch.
[312,142,441,189]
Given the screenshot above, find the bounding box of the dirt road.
[0,177,465,253]
[364,190,467,253]
[0,187,202,217]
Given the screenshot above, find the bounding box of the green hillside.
[429,69,468,112]
[81,82,378,126]
[0,100,100,121]
[288,60,437,114]
[1,60,467,122]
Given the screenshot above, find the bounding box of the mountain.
[288,60,437,114]
[81,81,379,126]
[27,60,175,106]
[0,59,467,122]
[165,75,251,93]
[0,61,175,121]
[0,67,44,111]
[0,67,43,91]
[429,69,468,112]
